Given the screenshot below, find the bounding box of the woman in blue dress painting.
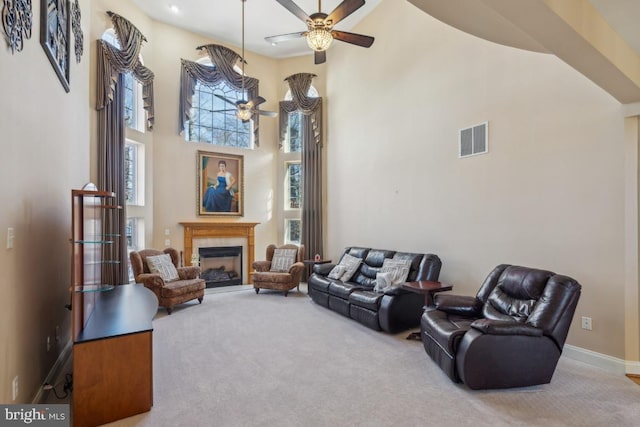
[203,160,236,212]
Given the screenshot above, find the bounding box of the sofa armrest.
[470,319,543,337]
[135,273,165,290]
[313,263,335,276]
[253,261,272,272]
[383,286,411,296]
[177,266,201,280]
[434,294,483,317]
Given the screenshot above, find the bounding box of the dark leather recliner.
[421,264,581,389]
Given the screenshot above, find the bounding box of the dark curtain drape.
[179,44,260,145]
[280,73,323,276]
[96,11,154,285]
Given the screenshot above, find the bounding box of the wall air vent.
[459,122,488,158]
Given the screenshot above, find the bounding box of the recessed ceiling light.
[169,4,179,14]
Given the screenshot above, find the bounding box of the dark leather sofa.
[308,247,442,333]
[421,264,581,389]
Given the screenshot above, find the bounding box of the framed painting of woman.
[197,151,244,217]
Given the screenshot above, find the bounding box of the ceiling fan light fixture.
[236,107,252,122]
[306,28,333,51]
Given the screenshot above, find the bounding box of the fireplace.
[199,246,243,288]
[180,222,259,284]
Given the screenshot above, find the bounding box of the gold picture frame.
[197,151,244,217]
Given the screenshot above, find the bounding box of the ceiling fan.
[266,0,375,64]
[214,0,277,123]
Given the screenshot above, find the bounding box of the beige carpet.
[98,284,640,427]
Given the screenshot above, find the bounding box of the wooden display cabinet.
[70,184,157,427]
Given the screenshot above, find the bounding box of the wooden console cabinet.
[71,185,158,427]
[73,285,157,427]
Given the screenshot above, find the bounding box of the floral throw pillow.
[374,271,394,293]
[337,253,362,282]
[270,248,297,272]
[146,254,180,282]
[380,258,412,287]
[328,265,346,279]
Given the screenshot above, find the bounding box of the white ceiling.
[130,0,382,59]
[130,0,640,62]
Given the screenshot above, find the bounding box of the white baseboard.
[562,344,638,376]
[32,340,72,404]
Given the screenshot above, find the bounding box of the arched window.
[184,58,252,148]
[101,29,145,132]
[283,85,318,153]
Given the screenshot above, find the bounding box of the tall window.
[123,73,135,128]
[184,59,252,148]
[286,162,301,209]
[124,140,144,206]
[286,112,302,153]
[281,85,318,245]
[285,219,301,245]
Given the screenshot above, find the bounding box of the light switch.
[165,239,171,246]
[164,228,170,236]
[7,227,14,249]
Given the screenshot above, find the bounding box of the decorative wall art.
[40,0,69,92]
[2,0,33,54]
[70,0,81,63]
[197,151,244,217]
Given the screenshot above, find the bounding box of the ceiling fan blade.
[250,96,267,107]
[257,110,278,117]
[332,30,374,48]
[265,31,306,44]
[214,94,238,107]
[275,0,310,23]
[314,50,326,65]
[211,109,238,113]
[327,0,366,26]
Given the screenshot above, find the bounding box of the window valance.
[279,73,322,147]
[96,11,155,130]
[179,44,260,145]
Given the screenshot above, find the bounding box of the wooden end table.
[401,280,453,341]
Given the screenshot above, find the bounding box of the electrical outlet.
[581,316,592,330]
[47,336,51,352]
[12,376,18,401]
[164,228,170,236]
[165,239,171,246]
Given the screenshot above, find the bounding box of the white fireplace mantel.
[180,222,259,284]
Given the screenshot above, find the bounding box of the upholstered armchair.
[421,264,581,389]
[252,244,305,296]
[130,248,206,314]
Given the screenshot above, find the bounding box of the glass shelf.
[75,284,115,293]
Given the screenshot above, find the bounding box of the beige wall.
[323,0,628,358]
[1,0,638,404]
[0,0,91,404]
[147,22,281,261]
